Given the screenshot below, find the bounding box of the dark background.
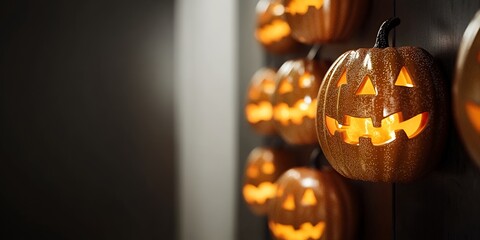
[1,0,176,239]
[237,0,480,240]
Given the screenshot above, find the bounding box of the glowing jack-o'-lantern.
[268,167,356,240]
[282,0,369,44]
[245,68,278,135]
[316,18,447,182]
[256,0,299,54]
[454,10,480,166]
[273,58,330,145]
[243,147,297,215]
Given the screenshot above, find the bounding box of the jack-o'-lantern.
[268,167,356,240]
[256,0,298,54]
[246,68,278,135]
[316,18,447,182]
[454,10,480,166]
[282,0,369,44]
[243,147,297,215]
[273,58,330,145]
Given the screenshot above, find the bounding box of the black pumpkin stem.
[309,147,323,170]
[374,17,401,48]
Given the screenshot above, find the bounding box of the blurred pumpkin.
[282,0,369,44]
[245,68,278,135]
[243,146,297,215]
[454,10,480,166]
[256,0,299,54]
[273,58,330,145]
[316,18,447,182]
[268,167,356,240]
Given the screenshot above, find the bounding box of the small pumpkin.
[454,10,480,166]
[245,68,278,135]
[282,0,369,44]
[273,58,330,145]
[256,0,298,54]
[316,18,447,182]
[243,147,297,215]
[268,167,356,240]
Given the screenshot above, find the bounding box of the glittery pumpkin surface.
[316,47,447,182]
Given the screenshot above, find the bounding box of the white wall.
[174,0,238,239]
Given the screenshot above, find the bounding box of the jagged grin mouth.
[325,112,429,146]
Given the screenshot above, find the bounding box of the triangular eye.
[301,189,317,206]
[356,76,377,95]
[278,79,293,94]
[282,194,296,210]
[395,67,415,87]
[261,162,275,174]
[336,71,347,87]
[262,79,276,94]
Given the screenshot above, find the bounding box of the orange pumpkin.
[242,147,297,215]
[256,0,299,54]
[282,0,369,44]
[268,167,357,240]
[245,68,278,135]
[454,10,480,166]
[273,58,330,145]
[316,18,447,182]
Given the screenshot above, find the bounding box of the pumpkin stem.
[309,148,323,169]
[374,17,401,48]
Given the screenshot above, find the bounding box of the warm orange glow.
[246,101,274,124]
[301,189,317,206]
[466,101,480,132]
[337,71,347,87]
[325,112,429,146]
[250,79,276,99]
[274,103,291,126]
[356,76,377,95]
[395,67,415,87]
[274,97,317,126]
[256,19,291,44]
[278,80,294,94]
[262,162,276,174]
[269,221,326,240]
[277,186,284,197]
[282,194,296,210]
[299,73,314,88]
[243,182,278,204]
[286,0,324,15]
[246,165,259,178]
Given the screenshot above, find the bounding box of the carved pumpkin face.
[454,10,480,166]
[273,59,330,145]
[256,0,298,54]
[268,167,356,240]
[316,18,447,182]
[243,147,297,215]
[246,68,278,135]
[282,0,369,44]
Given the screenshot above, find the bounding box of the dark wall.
[238,0,480,239]
[0,1,175,239]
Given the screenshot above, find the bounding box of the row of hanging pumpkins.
[243,0,480,239]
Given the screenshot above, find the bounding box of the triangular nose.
[356,76,377,95]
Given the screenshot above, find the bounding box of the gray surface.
[0,0,176,238]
